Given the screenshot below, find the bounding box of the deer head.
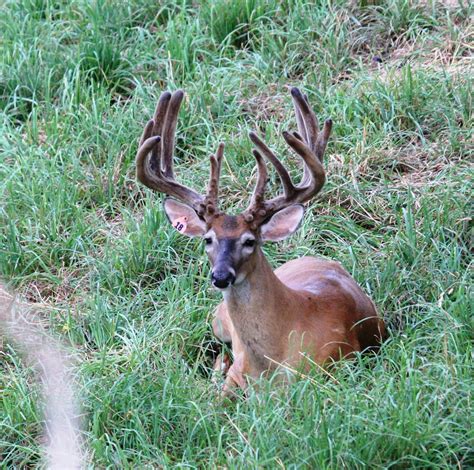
[136,88,332,289]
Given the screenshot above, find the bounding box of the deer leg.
[212,303,233,344]
[213,352,231,375]
[221,329,251,397]
[212,304,249,396]
[222,353,247,397]
[211,303,234,384]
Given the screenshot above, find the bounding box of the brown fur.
[210,214,249,236]
[212,243,386,395]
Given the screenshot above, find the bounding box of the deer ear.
[260,204,305,242]
[163,199,207,238]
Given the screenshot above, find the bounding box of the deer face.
[163,199,305,289]
[203,214,257,289]
[136,87,331,288]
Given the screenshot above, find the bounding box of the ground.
[0,0,472,468]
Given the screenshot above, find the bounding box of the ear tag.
[172,216,188,233]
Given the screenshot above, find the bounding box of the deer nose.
[211,269,236,289]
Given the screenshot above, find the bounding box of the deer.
[135,87,386,396]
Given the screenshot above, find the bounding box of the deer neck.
[222,249,294,366]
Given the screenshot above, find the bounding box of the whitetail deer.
[136,88,386,395]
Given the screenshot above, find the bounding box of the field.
[1,0,473,468]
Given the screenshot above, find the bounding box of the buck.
[136,88,386,395]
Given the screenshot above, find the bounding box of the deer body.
[213,252,384,392]
[135,87,386,396]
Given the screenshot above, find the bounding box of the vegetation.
[1,0,472,467]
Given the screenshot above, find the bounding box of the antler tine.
[139,118,154,147]
[161,90,184,179]
[204,142,225,216]
[251,149,268,204]
[243,149,269,222]
[249,131,294,198]
[314,118,333,162]
[290,88,319,155]
[243,149,270,224]
[293,97,308,144]
[149,91,171,173]
[152,91,172,138]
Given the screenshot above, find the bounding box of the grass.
[0,0,473,467]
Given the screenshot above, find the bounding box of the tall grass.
[1,0,472,467]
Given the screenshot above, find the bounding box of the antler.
[243,87,332,226]
[136,90,223,220]
[136,88,331,226]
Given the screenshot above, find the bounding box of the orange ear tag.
[172,216,188,233]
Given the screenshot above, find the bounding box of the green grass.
[1,0,473,467]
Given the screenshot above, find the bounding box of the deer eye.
[243,239,255,248]
[204,237,213,245]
